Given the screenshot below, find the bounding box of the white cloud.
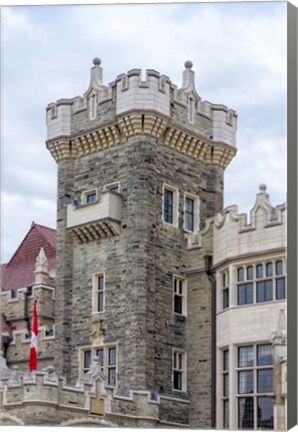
[1,7,48,42]
[1,3,287,262]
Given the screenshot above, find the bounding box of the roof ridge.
[32,221,56,232]
[5,222,56,268]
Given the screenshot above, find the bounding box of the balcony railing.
[67,191,122,243]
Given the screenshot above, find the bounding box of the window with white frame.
[163,184,178,227]
[82,188,97,205]
[93,273,105,313]
[237,344,274,430]
[104,181,120,193]
[237,259,286,306]
[184,193,199,232]
[222,349,229,429]
[173,350,186,391]
[81,345,117,386]
[173,276,187,316]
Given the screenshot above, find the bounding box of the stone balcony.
[67,191,122,243]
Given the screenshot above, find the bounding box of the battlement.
[46,59,237,153]
[0,355,189,427]
[213,184,287,265]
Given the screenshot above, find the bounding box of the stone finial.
[250,183,277,222]
[35,247,48,273]
[85,57,104,95]
[34,247,49,284]
[93,57,101,66]
[184,60,193,69]
[259,183,267,192]
[181,60,200,101]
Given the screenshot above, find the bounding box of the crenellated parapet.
[46,59,237,168]
[0,355,189,428]
[213,184,286,265]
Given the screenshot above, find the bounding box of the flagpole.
[29,299,38,372]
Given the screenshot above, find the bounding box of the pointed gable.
[1,222,56,291]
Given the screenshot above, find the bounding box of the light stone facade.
[213,185,287,430]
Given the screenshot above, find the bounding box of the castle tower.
[46,59,237,427]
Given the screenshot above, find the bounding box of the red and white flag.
[29,300,38,372]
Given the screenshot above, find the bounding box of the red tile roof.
[1,314,13,337]
[1,222,56,291]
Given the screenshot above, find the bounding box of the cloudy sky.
[1,2,287,263]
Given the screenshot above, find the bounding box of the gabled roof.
[1,222,56,291]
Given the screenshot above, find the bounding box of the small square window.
[257,345,273,366]
[82,189,97,205]
[86,192,96,204]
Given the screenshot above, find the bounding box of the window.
[163,184,178,227]
[237,259,286,306]
[238,283,253,305]
[173,276,187,315]
[164,189,173,224]
[10,290,17,299]
[108,347,116,386]
[104,182,120,193]
[86,192,96,204]
[221,270,229,309]
[82,188,97,205]
[185,197,194,231]
[222,349,229,429]
[237,344,273,430]
[82,345,117,386]
[45,328,55,337]
[184,193,199,232]
[173,350,186,391]
[93,273,105,313]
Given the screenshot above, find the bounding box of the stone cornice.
[46,112,236,168]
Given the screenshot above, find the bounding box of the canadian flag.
[29,299,38,372]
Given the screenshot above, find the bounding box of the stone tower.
[46,59,237,427]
